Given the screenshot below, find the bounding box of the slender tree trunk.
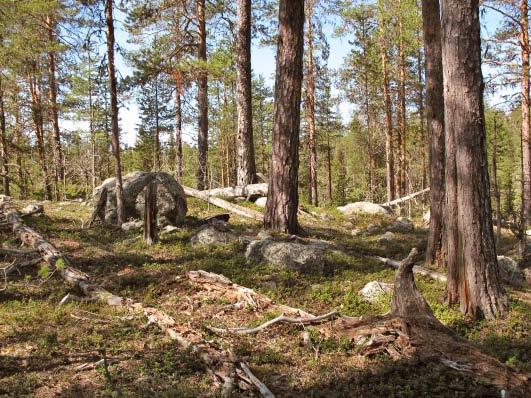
[396,0,407,198]
[196,0,208,190]
[154,74,161,171]
[417,50,427,189]
[143,180,158,246]
[105,0,125,225]
[441,0,507,319]
[235,0,256,186]
[28,71,52,200]
[422,0,445,268]
[327,129,332,203]
[264,0,305,234]
[380,28,395,202]
[493,114,501,245]
[520,0,530,248]
[0,76,9,196]
[305,0,318,206]
[46,15,64,200]
[175,91,183,184]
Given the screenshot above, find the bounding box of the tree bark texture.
[143,180,158,245]
[236,0,257,186]
[105,0,125,225]
[441,0,507,319]
[263,0,305,234]
[0,76,9,196]
[520,0,530,235]
[196,0,209,190]
[422,0,445,268]
[175,91,183,184]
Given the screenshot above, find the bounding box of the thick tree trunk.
[236,0,256,187]
[520,0,530,245]
[422,0,445,268]
[196,0,209,190]
[263,0,305,234]
[143,180,158,245]
[175,91,183,184]
[441,0,507,319]
[28,71,52,200]
[0,76,9,196]
[305,0,318,207]
[46,15,64,200]
[154,75,161,171]
[380,28,395,203]
[105,0,125,225]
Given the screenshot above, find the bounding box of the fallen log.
[381,188,430,207]
[374,254,447,282]
[200,183,268,199]
[1,206,274,398]
[184,186,263,222]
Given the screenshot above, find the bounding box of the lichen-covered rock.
[379,231,395,243]
[337,202,390,216]
[359,281,394,303]
[245,238,326,273]
[255,197,268,208]
[387,217,414,233]
[92,171,187,226]
[497,256,525,285]
[0,195,12,205]
[366,223,382,235]
[190,221,237,246]
[121,220,143,232]
[22,203,44,216]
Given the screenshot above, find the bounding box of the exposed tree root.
[1,204,275,398]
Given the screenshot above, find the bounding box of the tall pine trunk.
[422,0,445,268]
[236,0,256,186]
[105,0,125,225]
[441,0,507,319]
[28,70,52,200]
[264,0,305,234]
[396,0,407,198]
[196,0,209,190]
[0,76,9,196]
[305,0,318,206]
[46,15,64,200]
[175,91,183,184]
[520,0,530,248]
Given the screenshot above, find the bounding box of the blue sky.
[63,5,506,147]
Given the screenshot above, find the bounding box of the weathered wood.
[381,187,430,207]
[184,186,263,221]
[2,207,274,398]
[373,253,447,283]
[200,183,268,199]
[143,180,157,246]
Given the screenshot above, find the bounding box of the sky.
[63,5,506,147]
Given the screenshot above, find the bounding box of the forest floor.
[0,199,530,397]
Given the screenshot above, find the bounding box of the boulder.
[0,194,12,205]
[121,220,143,232]
[245,238,326,273]
[22,203,44,216]
[379,231,395,243]
[337,201,390,216]
[92,171,187,226]
[190,221,237,247]
[387,217,414,233]
[423,210,430,225]
[497,256,525,285]
[359,281,394,303]
[366,223,382,235]
[255,197,268,208]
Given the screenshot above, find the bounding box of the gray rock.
[423,210,430,225]
[497,256,525,285]
[22,203,44,216]
[379,231,395,243]
[121,220,143,232]
[245,238,326,273]
[92,171,187,226]
[351,228,362,236]
[359,281,394,303]
[0,195,12,205]
[255,197,268,208]
[366,223,382,235]
[523,268,531,284]
[337,201,390,216]
[387,217,414,233]
[257,229,273,240]
[161,225,179,234]
[190,221,237,246]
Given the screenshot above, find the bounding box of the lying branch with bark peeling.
[381,188,430,207]
[0,204,274,398]
[184,186,264,222]
[373,254,447,282]
[200,183,268,199]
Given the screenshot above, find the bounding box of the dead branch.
[381,188,430,207]
[373,254,447,282]
[184,186,263,222]
[200,183,268,199]
[2,205,274,398]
